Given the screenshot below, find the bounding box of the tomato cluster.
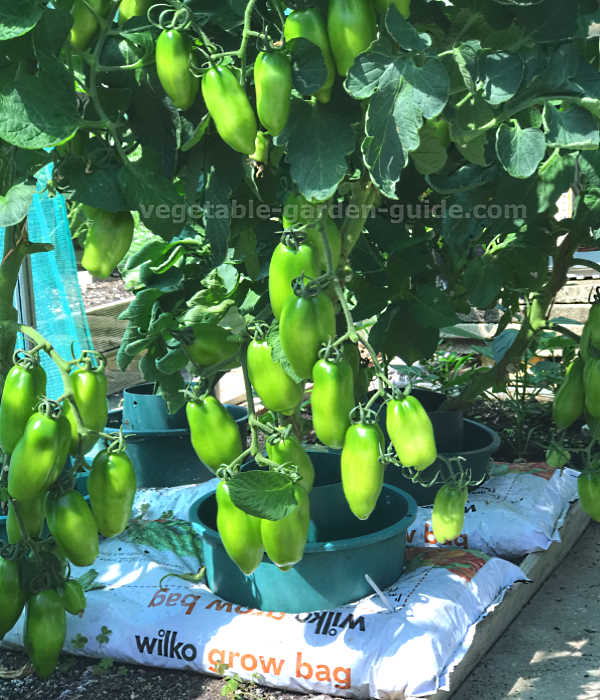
[0,350,136,677]
[548,301,600,520]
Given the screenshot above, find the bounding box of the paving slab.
[452,521,600,700]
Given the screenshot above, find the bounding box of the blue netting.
[2,166,93,398]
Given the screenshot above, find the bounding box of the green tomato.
[63,366,108,455]
[247,338,304,415]
[155,30,200,110]
[46,490,99,567]
[216,480,264,574]
[118,0,151,24]
[81,207,134,279]
[578,468,600,521]
[70,0,110,52]
[341,421,384,520]
[88,448,137,537]
[254,51,292,137]
[6,494,46,543]
[386,395,437,470]
[311,356,355,449]
[584,357,600,419]
[0,556,25,639]
[282,193,341,272]
[268,236,321,320]
[0,361,46,455]
[25,589,67,678]
[260,485,310,570]
[279,292,336,380]
[327,0,377,77]
[186,396,242,474]
[61,580,87,615]
[431,483,468,544]
[8,412,65,500]
[553,357,585,429]
[183,323,241,368]
[202,66,258,154]
[266,434,315,492]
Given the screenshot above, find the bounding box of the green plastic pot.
[103,406,249,488]
[384,418,500,505]
[189,482,417,613]
[122,382,188,431]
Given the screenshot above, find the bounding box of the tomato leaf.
[495,123,546,179]
[279,99,355,202]
[0,0,44,40]
[226,471,297,520]
[0,183,36,227]
[385,7,432,52]
[288,37,327,97]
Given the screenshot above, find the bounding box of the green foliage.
[0,0,600,405]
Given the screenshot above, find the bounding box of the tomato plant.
[3,0,600,672]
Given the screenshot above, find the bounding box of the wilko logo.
[135,629,197,661]
[295,611,366,636]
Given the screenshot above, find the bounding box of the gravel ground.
[0,648,331,700]
[79,272,133,310]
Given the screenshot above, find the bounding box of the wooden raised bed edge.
[422,501,590,700]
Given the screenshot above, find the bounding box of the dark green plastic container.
[122,382,188,431]
[189,482,417,613]
[103,406,249,488]
[384,418,500,505]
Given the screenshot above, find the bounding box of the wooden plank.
[423,502,590,700]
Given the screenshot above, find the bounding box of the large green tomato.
[431,483,468,543]
[88,448,137,537]
[186,396,242,473]
[553,357,585,429]
[0,361,46,454]
[155,30,200,110]
[279,292,336,380]
[254,51,292,137]
[0,556,25,639]
[386,395,437,470]
[247,339,304,415]
[63,366,108,455]
[311,356,355,449]
[24,590,67,678]
[216,480,264,574]
[80,207,134,279]
[46,490,99,567]
[269,236,320,320]
[341,421,384,520]
[260,485,310,570]
[327,0,377,76]
[266,434,315,492]
[202,66,258,154]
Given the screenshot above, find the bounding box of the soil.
[79,273,133,310]
[464,396,587,466]
[0,648,330,700]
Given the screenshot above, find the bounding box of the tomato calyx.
[12,349,43,373]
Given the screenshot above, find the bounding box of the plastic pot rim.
[189,483,418,554]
